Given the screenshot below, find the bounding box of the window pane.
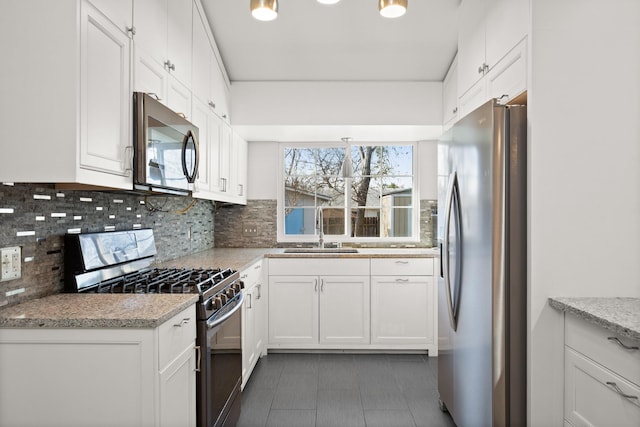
[284,207,316,235]
[381,206,413,237]
[316,147,345,176]
[351,177,381,207]
[351,146,380,176]
[284,147,316,176]
[351,208,380,237]
[382,176,413,196]
[321,208,345,235]
[383,145,413,176]
[317,177,345,207]
[284,176,317,207]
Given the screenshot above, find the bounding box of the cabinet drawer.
[565,348,640,426]
[370,258,433,276]
[240,260,263,288]
[159,305,196,369]
[566,315,640,386]
[268,258,369,276]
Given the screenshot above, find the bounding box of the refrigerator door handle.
[443,171,462,331]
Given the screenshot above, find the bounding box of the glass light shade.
[317,0,341,4]
[379,0,408,18]
[251,0,278,21]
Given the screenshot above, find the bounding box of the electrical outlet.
[1,246,22,282]
[242,224,258,237]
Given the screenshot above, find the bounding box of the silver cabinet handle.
[256,284,261,300]
[314,278,318,292]
[126,26,136,36]
[453,107,458,114]
[606,382,638,400]
[396,278,410,283]
[238,184,244,196]
[173,318,190,327]
[254,264,261,270]
[148,92,161,101]
[395,260,409,264]
[123,145,133,175]
[208,101,216,109]
[194,345,201,372]
[247,293,252,309]
[608,337,639,350]
[320,279,324,292]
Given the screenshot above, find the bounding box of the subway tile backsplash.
[0,183,215,307]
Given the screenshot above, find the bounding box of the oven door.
[133,92,199,195]
[198,293,244,427]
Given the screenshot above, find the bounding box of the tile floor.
[238,353,456,427]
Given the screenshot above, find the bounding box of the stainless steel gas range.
[64,229,243,427]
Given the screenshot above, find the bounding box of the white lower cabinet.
[371,276,434,346]
[267,257,436,352]
[242,260,265,389]
[0,305,197,427]
[563,315,640,427]
[268,258,371,349]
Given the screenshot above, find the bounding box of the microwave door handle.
[181,130,198,183]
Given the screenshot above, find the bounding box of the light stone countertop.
[549,297,640,341]
[157,247,440,273]
[0,293,199,329]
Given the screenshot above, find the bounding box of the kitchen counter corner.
[0,293,199,329]
[549,296,640,341]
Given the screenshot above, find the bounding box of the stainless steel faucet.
[316,206,324,248]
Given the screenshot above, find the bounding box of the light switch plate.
[1,246,21,282]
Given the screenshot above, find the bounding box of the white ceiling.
[201,0,460,82]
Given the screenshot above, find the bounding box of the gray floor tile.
[364,410,418,427]
[271,386,318,410]
[278,371,318,389]
[238,388,275,427]
[361,388,409,410]
[283,353,320,373]
[266,409,316,427]
[247,363,282,389]
[317,388,362,411]
[357,371,401,392]
[318,369,358,389]
[404,388,456,427]
[316,408,365,427]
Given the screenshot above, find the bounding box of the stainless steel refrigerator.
[437,99,527,427]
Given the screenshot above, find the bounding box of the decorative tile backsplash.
[0,183,215,307]
[214,199,438,248]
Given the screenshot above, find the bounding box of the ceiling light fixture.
[317,0,341,4]
[379,0,408,18]
[250,0,278,21]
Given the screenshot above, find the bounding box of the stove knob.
[212,297,222,310]
[233,282,242,292]
[219,294,228,305]
[225,288,235,298]
[239,281,245,290]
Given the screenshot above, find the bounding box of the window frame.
[276,141,420,244]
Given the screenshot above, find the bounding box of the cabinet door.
[319,275,370,345]
[253,283,265,359]
[87,0,133,33]
[192,3,211,104]
[191,98,213,198]
[268,276,318,345]
[242,287,255,386]
[457,0,486,97]
[159,345,196,427]
[80,2,131,181]
[371,276,433,345]
[167,0,192,86]
[442,56,458,127]
[486,38,527,104]
[565,348,640,427]
[458,78,487,120]
[133,45,168,103]
[218,121,233,194]
[231,132,248,203]
[132,0,167,66]
[167,76,192,119]
[485,0,528,70]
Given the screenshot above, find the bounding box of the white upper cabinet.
[86,0,133,33]
[133,0,191,87]
[0,0,133,190]
[457,0,528,100]
[442,55,458,128]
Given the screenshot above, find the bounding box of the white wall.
[528,1,640,425]
[418,140,438,200]
[232,81,443,126]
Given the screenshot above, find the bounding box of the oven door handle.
[205,292,245,330]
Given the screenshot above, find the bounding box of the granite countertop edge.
[0,294,199,329]
[548,297,640,341]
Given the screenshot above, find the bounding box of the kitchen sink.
[283,248,359,254]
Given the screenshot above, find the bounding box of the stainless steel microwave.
[133,92,199,196]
